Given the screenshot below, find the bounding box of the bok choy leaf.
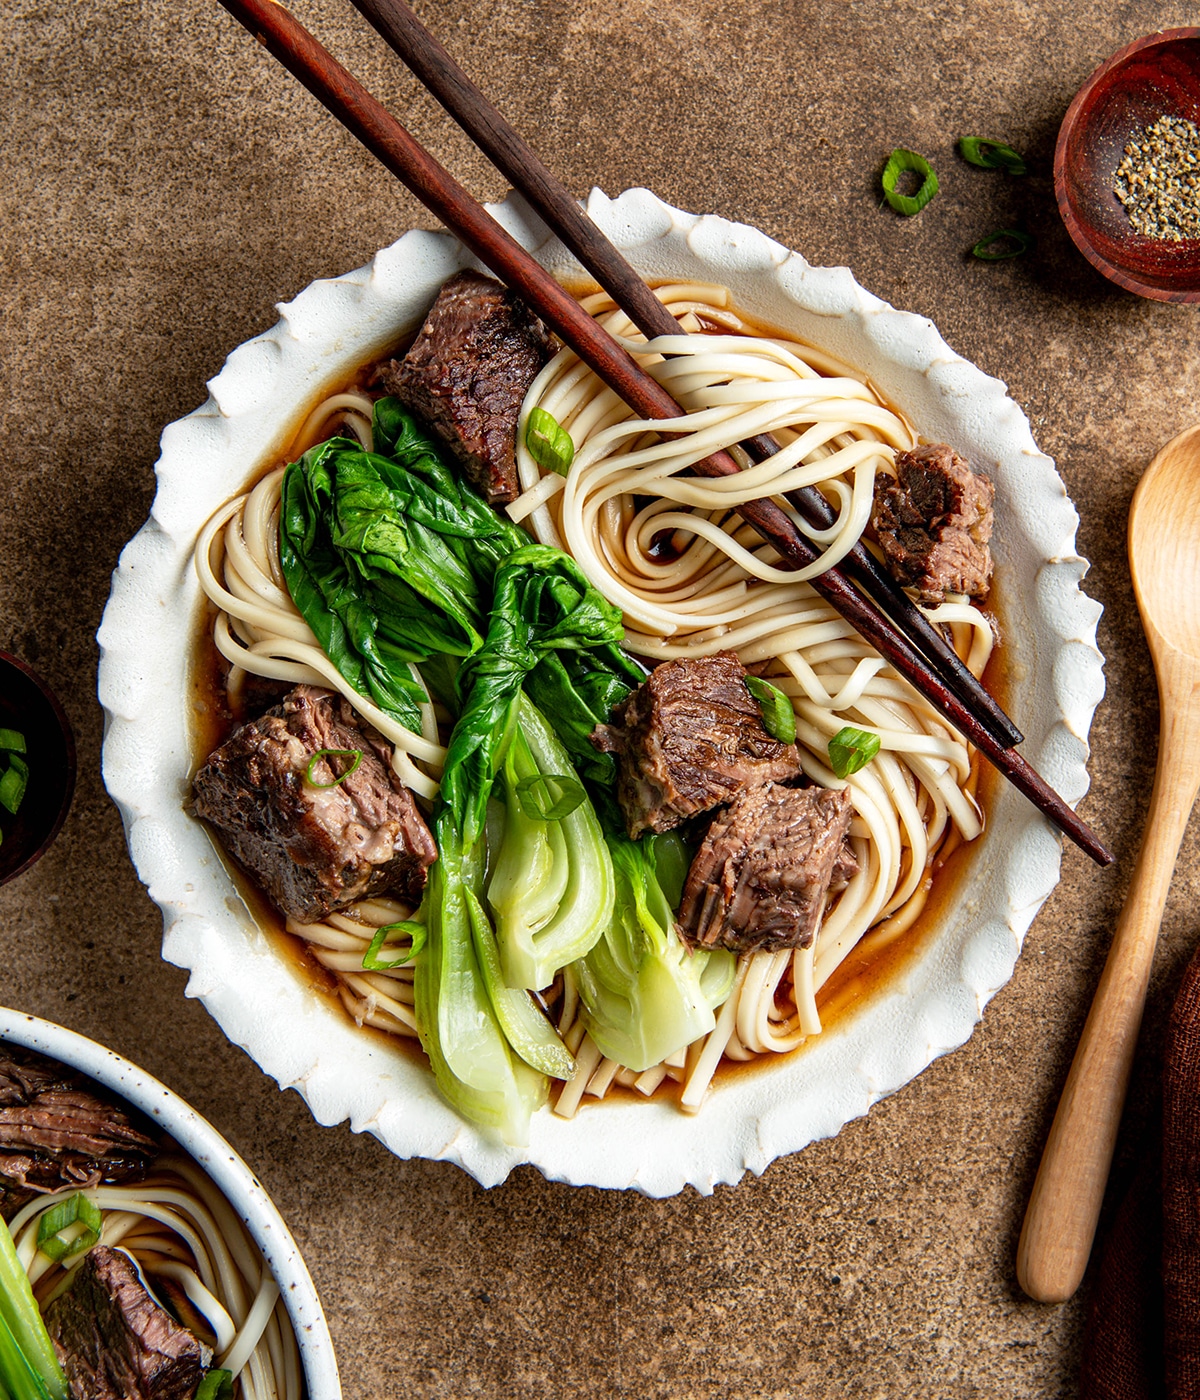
[414,811,548,1145]
[575,833,735,1073]
[0,1217,65,1400]
[486,697,614,991]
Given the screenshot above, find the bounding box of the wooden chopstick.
[347,0,1024,754]
[213,0,1113,866]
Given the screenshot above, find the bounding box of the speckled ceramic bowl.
[97,189,1104,1196]
[0,1008,341,1396]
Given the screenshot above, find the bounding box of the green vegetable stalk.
[575,833,735,1073]
[0,1216,66,1400]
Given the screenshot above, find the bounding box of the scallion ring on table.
[881,149,938,215]
[971,229,1035,260]
[957,137,1027,174]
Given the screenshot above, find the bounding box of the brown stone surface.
[2,0,1199,1395]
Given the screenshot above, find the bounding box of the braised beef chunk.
[45,1246,207,1400]
[678,784,858,955]
[378,269,552,505]
[0,1048,157,1219]
[590,653,803,840]
[193,684,438,923]
[871,442,995,604]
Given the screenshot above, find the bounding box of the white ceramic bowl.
[0,1008,341,1397]
[97,188,1104,1196]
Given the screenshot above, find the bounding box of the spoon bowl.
[1017,424,1200,1301]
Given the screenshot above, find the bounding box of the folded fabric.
[1079,937,1200,1400]
[1164,943,1200,1399]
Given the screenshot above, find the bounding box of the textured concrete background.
[2,1,1199,1395]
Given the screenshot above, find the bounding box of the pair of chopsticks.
[216,0,1113,866]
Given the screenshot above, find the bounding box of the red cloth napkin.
[1079,940,1200,1400]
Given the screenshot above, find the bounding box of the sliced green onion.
[828,726,881,779]
[971,229,1035,260]
[744,675,797,745]
[0,732,25,755]
[303,748,361,789]
[361,920,427,970]
[881,149,938,215]
[525,408,575,477]
[0,758,28,817]
[35,1193,102,1263]
[514,773,585,822]
[957,137,1027,174]
[195,1370,234,1400]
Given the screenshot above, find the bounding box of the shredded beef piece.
[378,269,552,505]
[0,1048,157,1220]
[193,684,437,923]
[590,652,802,840]
[871,442,995,604]
[45,1246,207,1400]
[677,784,858,955]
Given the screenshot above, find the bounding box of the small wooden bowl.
[1055,28,1200,302]
[0,652,76,886]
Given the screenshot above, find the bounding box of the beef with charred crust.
[193,684,437,923]
[0,1047,158,1220]
[871,442,995,604]
[378,269,552,506]
[590,652,803,840]
[45,1246,207,1400]
[678,783,858,955]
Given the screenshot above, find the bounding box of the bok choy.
[279,399,738,1140]
[0,1216,66,1400]
[575,833,735,1073]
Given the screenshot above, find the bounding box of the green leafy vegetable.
[279,401,530,734]
[361,921,426,970]
[744,675,797,744]
[438,544,629,850]
[0,1218,66,1400]
[971,229,1035,260]
[35,1193,102,1263]
[525,407,575,476]
[828,725,881,778]
[303,748,361,789]
[575,833,735,1073]
[957,137,1027,174]
[464,884,576,1079]
[414,812,548,1145]
[514,773,585,822]
[487,698,613,991]
[195,1369,234,1400]
[0,759,27,817]
[881,149,938,215]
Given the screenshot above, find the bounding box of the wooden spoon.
[1016,423,1200,1303]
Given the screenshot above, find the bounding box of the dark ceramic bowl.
[1055,28,1200,302]
[0,652,76,886]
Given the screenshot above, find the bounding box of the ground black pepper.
[1113,114,1200,241]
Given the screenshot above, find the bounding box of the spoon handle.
[1015,670,1200,1304]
